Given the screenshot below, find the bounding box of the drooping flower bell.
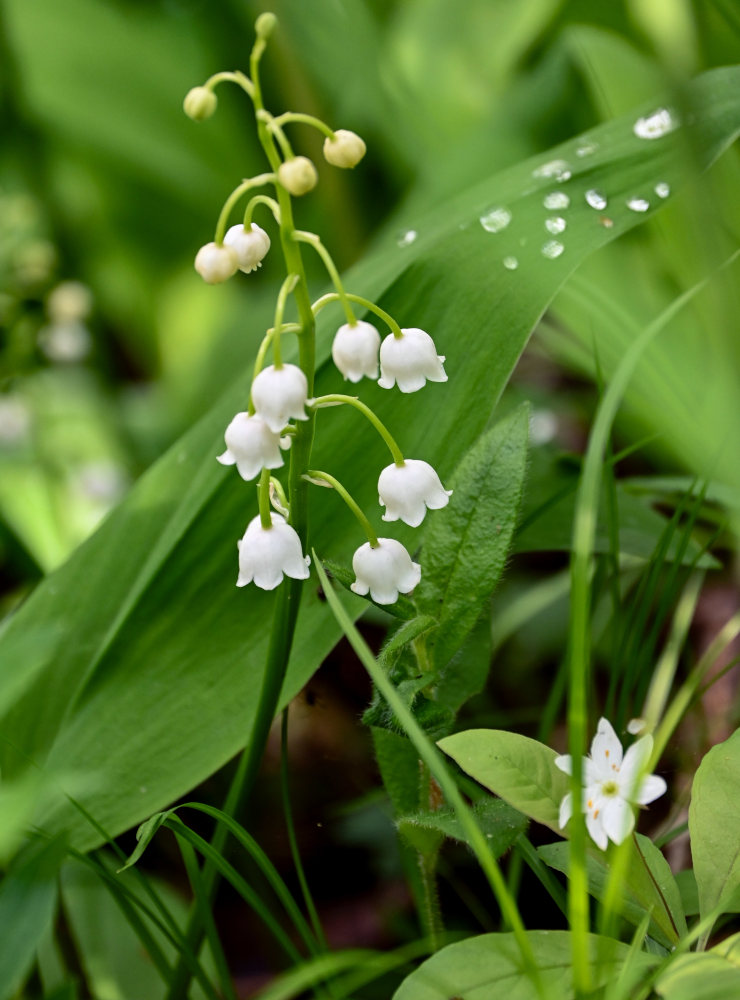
[195,242,238,283]
[183,86,217,121]
[223,224,271,273]
[251,364,311,433]
[378,328,447,393]
[236,512,310,590]
[351,538,421,605]
[323,129,366,169]
[378,460,452,527]
[278,156,318,196]
[555,717,667,850]
[217,412,286,481]
[331,320,380,382]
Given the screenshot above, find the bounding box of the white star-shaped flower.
[351,538,421,605]
[236,513,310,590]
[223,224,271,273]
[251,364,311,433]
[331,320,380,382]
[378,460,452,527]
[378,327,447,393]
[555,717,667,850]
[217,412,286,481]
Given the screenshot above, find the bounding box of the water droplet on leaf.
[576,141,598,158]
[397,229,418,247]
[633,108,678,139]
[479,206,512,233]
[585,189,607,210]
[541,240,564,259]
[545,217,566,234]
[533,158,572,182]
[502,255,518,270]
[655,182,671,198]
[626,197,650,212]
[543,191,570,210]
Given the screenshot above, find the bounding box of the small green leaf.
[416,404,529,668]
[689,728,740,920]
[655,953,740,1000]
[397,798,527,857]
[438,729,569,833]
[379,616,439,667]
[392,930,658,1000]
[0,835,67,1000]
[119,810,173,871]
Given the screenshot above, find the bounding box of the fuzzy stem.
[311,393,404,465]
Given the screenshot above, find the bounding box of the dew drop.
[533,158,572,182]
[626,197,650,213]
[541,240,564,259]
[545,216,566,234]
[479,206,512,233]
[397,229,418,248]
[502,255,519,270]
[654,182,671,199]
[576,140,598,158]
[543,191,570,210]
[585,189,607,210]
[633,108,678,140]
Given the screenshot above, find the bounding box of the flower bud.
[323,129,366,169]
[278,156,318,196]
[194,242,238,283]
[183,86,217,122]
[255,12,278,39]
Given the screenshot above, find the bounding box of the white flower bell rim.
[351,538,421,605]
[223,223,271,273]
[217,412,286,481]
[378,459,452,527]
[251,363,311,433]
[331,320,381,382]
[237,513,310,590]
[194,242,238,283]
[377,327,447,393]
[555,717,667,850]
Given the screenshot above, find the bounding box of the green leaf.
[538,834,686,949]
[432,615,492,715]
[392,930,658,1000]
[655,953,740,1000]
[416,405,529,668]
[438,729,569,834]
[379,616,439,667]
[397,798,527,857]
[0,835,67,1000]
[688,728,740,920]
[2,69,739,850]
[372,729,422,817]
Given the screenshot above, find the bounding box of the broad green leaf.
[689,727,740,920]
[438,729,568,833]
[539,834,685,949]
[432,615,492,715]
[655,953,740,1000]
[392,930,658,1000]
[416,404,529,668]
[397,798,527,857]
[372,729,422,818]
[0,835,67,1000]
[675,868,700,917]
[1,70,738,850]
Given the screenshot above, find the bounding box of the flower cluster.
[555,717,667,850]
[186,17,451,601]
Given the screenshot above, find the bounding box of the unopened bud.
[323,129,366,169]
[183,86,217,122]
[194,242,238,283]
[278,156,318,196]
[255,12,278,39]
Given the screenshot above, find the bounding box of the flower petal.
[586,809,609,851]
[636,774,667,805]
[619,734,653,789]
[559,792,572,829]
[590,717,624,772]
[602,796,635,845]
[554,754,572,775]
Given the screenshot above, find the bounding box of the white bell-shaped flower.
[323,129,366,169]
[217,412,285,481]
[378,459,452,527]
[378,328,447,393]
[237,513,310,590]
[251,364,311,433]
[223,224,271,273]
[194,242,238,283]
[331,320,380,382]
[351,538,421,605]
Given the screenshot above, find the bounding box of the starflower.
[378,460,452,527]
[194,242,238,283]
[223,224,271,273]
[217,412,286,481]
[351,538,421,605]
[251,364,311,433]
[378,328,447,393]
[236,512,310,590]
[555,717,667,850]
[331,320,380,382]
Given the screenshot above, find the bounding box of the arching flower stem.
[312,291,404,339]
[244,194,281,228]
[293,231,356,326]
[311,393,405,467]
[204,69,255,101]
[304,470,378,548]
[256,109,294,160]
[271,110,335,140]
[214,174,277,245]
